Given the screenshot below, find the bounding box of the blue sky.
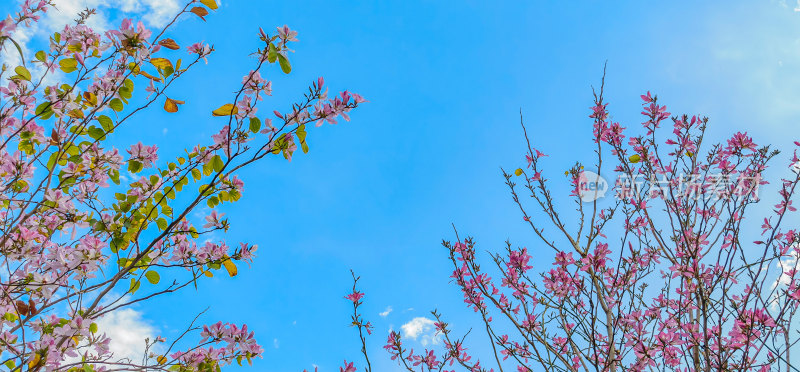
[4,0,800,370]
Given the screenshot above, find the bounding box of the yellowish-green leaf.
[97,115,114,131]
[145,270,160,284]
[277,54,291,74]
[156,217,168,231]
[629,154,641,163]
[267,44,278,63]
[249,117,261,133]
[129,278,141,294]
[59,58,78,73]
[212,103,238,117]
[149,58,173,70]
[109,98,124,112]
[211,155,224,172]
[14,66,31,81]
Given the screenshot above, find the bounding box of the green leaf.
[89,322,98,334]
[128,160,143,173]
[46,152,60,170]
[277,54,291,74]
[249,117,261,133]
[145,270,160,284]
[109,169,120,185]
[163,64,174,78]
[59,58,78,73]
[129,278,141,294]
[35,102,51,115]
[229,189,241,201]
[199,184,214,196]
[267,44,278,63]
[211,155,224,173]
[88,126,105,140]
[35,102,53,120]
[123,78,134,92]
[97,115,114,131]
[297,124,308,153]
[35,50,46,62]
[156,217,168,231]
[14,66,31,81]
[109,98,124,112]
[192,168,202,180]
[4,360,15,369]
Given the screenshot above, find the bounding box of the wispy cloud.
[661,2,800,142]
[379,306,393,318]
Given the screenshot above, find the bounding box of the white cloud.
[400,317,441,346]
[95,307,157,361]
[138,0,181,29]
[379,306,392,318]
[770,243,800,310]
[44,0,179,30]
[273,338,279,349]
[1,0,180,74]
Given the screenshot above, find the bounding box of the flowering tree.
[341,77,800,371]
[0,0,363,370]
